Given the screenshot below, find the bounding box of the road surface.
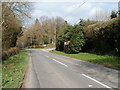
[23,49,119,89]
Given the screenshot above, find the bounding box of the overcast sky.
[29,1,118,25]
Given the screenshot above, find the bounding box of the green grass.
[50,50,120,70]
[2,50,29,88]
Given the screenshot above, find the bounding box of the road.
[23,49,119,89]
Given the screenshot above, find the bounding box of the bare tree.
[20,16,66,46]
[92,9,110,21]
[2,2,32,50]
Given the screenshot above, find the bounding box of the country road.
[23,49,119,89]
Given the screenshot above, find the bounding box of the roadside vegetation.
[2,50,28,88]
[1,2,31,89]
[56,18,120,55]
[84,18,120,55]
[51,50,120,70]
[2,2,32,60]
[17,17,67,48]
[55,14,120,69]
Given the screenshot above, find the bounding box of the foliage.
[2,50,28,88]
[2,2,32,50]
[56,22,86,53]
[2,47,20,60]
[67,25,85,53]
[84,18,120,55]
[78,19,98,26]
[56,18,120,55]
[110,10,117,19]
[56,25,73,51]
[56,35,64,51]
[18,16,66,47]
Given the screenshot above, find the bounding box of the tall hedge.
[56,18,120,55]
[84,18,120,55]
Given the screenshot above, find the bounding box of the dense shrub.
[2,47,20,60]
[67,26,85,53]
[110,10,117,19]
[56,18,120,55]
[56,26,73,51]
[56,25,85,54]
[56,36,64,51]
[84,18,120,55]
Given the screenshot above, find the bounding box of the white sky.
[28,1,118,25]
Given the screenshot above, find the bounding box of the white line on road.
[82,74,111,89]
[88,85,93,88]
[52,59,68,67]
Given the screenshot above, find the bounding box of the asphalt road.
[23,49,119,89]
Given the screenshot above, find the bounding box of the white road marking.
[52,59,68,67]
[82,74,111,88]
[88,85,93,88]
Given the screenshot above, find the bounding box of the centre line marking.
[82,74,111,89]
[88,85,93,88]
[52,59,68,67]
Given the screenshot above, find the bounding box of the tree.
[110,10,117,19]
[55,16,66,34]
[56,24,85,54]
[56,25,72,51]
[67,25,85,53]
[2,2,32,50]
[21,16,66,47]
[91,9,110,21]
[56,35,64,51]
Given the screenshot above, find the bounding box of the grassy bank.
[50,50,120,70]
[2,50,29,88]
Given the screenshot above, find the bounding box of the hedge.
[2,47,20,60]
[84,18,120,55]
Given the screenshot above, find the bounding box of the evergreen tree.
[110,10,117,19]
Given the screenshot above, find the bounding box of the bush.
[2,47,20,60]
[66,25,85,53]
[56,25,85,54]
[56,26,73,51]
[56,18,120,55]
[56,35,64,51]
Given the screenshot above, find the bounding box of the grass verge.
[2,50,29,88]
[50,50,120,70]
